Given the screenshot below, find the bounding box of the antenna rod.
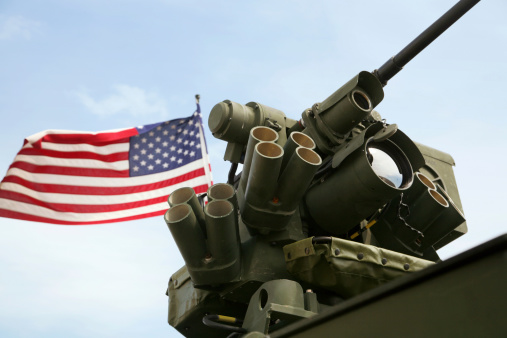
[373,0,480,86]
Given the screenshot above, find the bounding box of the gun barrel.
[373,0,480,86]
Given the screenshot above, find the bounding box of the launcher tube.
[205,200,240,278]
[168,187,205,229]
[404,172,436,204]
[244,142,284,210]
[165,204,207,270]
[280,132,316,175]
[277,147,322,212]
[239,127,279,192]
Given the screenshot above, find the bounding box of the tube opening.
[430,189,449,207]
[291,132,316,149]
[296,147,322,165]
[352,90,372,111]
[209,183,235,200]
[417,172,436,190]
[206,200,233,218]
[252,126,278,142]
[168,187,195,205]
[256,142,283,158]
[165,204,191,223]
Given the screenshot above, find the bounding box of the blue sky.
[0,0,506,337]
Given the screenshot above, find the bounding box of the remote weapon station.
[165,0,506,336]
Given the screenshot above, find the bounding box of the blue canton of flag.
[129,111,204,177]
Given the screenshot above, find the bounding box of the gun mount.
[163,1,504,337]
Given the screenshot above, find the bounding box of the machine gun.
[164,1,492,336]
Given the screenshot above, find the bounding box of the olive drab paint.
[163,1,506,337]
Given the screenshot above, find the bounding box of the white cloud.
[76,85,169,118]
[0,16,41,40]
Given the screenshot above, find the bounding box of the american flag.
[0,105,213,225]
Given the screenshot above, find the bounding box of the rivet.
[357,253,364,260]
[381,258,387,265]
[287,252,292,259]
[305,247,310,255]
[334,248,340,256]
[404,263,410,270]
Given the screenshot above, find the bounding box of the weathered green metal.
[276,147,321,212]
[415,142,468,249]
[240,140,322,234]
[168,187,206,233]
[209,101,287,162]
[371,182,462,257]
[239,127,279,193]
[209,101,286,145]
[403,172,436,202]
[164,204,207,277]
[204,200,241,283]
[305,138,413,234]
[242,142,284,232]
[405,189,448,233]
[245,142,284,207]
[207,183,235,202]
[279,132,316,175]
[166,188,242,286]
[241,279,317,334]
[302,71,384,154]
[316,72,384,133]
[427,184,466,249]
[163,1,497,336]
[167,266,248,338]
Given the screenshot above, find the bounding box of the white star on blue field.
[129,113,203,177]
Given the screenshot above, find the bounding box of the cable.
[227,163,238,185]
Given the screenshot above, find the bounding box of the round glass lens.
[368,148,403,188]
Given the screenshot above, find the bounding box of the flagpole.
[195,94,213,187]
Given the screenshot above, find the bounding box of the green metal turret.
[162,1,506,336]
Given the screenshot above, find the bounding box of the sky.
[0,0,506,337]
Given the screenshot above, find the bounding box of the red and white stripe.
[0,128,212,225]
